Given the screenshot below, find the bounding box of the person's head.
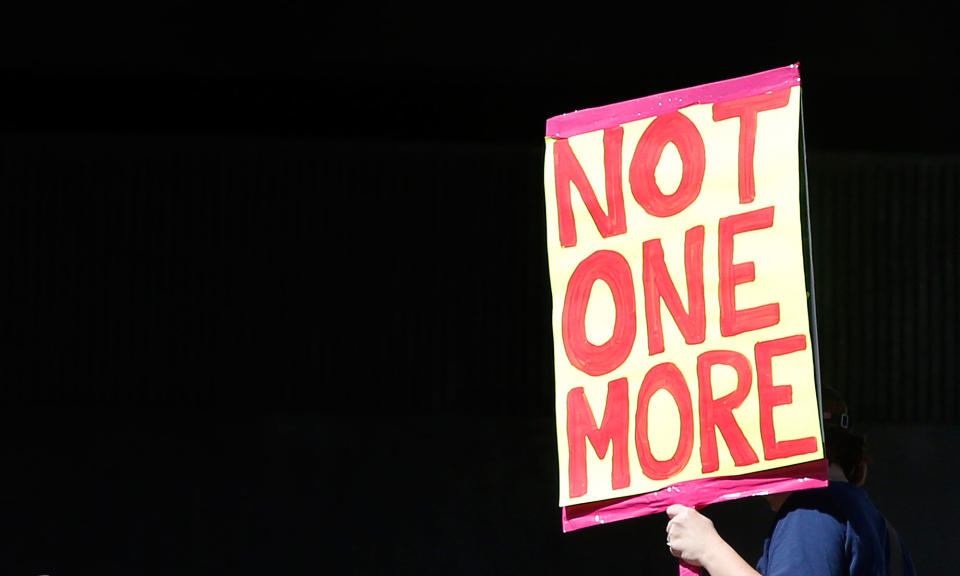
[821,386,867,486]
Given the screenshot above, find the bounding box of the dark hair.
[821,386,868,486]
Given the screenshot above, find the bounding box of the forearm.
[699,537,761,576]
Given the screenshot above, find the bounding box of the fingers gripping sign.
[665,505,762,576]
[666,505,717,572]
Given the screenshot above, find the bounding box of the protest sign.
[543,65,827,528]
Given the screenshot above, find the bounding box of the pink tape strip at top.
[561,458,828,533]
[545,64,801,139]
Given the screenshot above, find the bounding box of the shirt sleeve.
[760,507,846,576]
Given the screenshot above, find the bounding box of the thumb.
[666,504,689,519]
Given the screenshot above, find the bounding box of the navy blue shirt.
[755,482,915,576]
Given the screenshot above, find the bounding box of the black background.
[1,4,958,574]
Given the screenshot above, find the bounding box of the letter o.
[629,111,706,217]
[562,250,637,377]
[635,362,695,480]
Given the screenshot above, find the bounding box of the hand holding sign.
[666,504,719,567]
[666,505,763,576]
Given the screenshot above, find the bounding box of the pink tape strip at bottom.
[562,459,829,532]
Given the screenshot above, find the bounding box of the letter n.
[553,127,626,247]
[642,225,706,355]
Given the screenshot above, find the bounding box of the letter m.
[566,378,630,498]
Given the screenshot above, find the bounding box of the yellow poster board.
[544,65,823,507]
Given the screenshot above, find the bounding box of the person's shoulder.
[782,481,875,516]
[778,483,890,551]
[779,484,847,518]
[821,481,885,525]
[776,489,846,531]
[764,491,848,574]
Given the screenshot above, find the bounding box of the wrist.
[699,537,758,576]
[699,532,729,569]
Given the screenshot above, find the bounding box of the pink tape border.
[561,458,828,532]
[545,64,801,139]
